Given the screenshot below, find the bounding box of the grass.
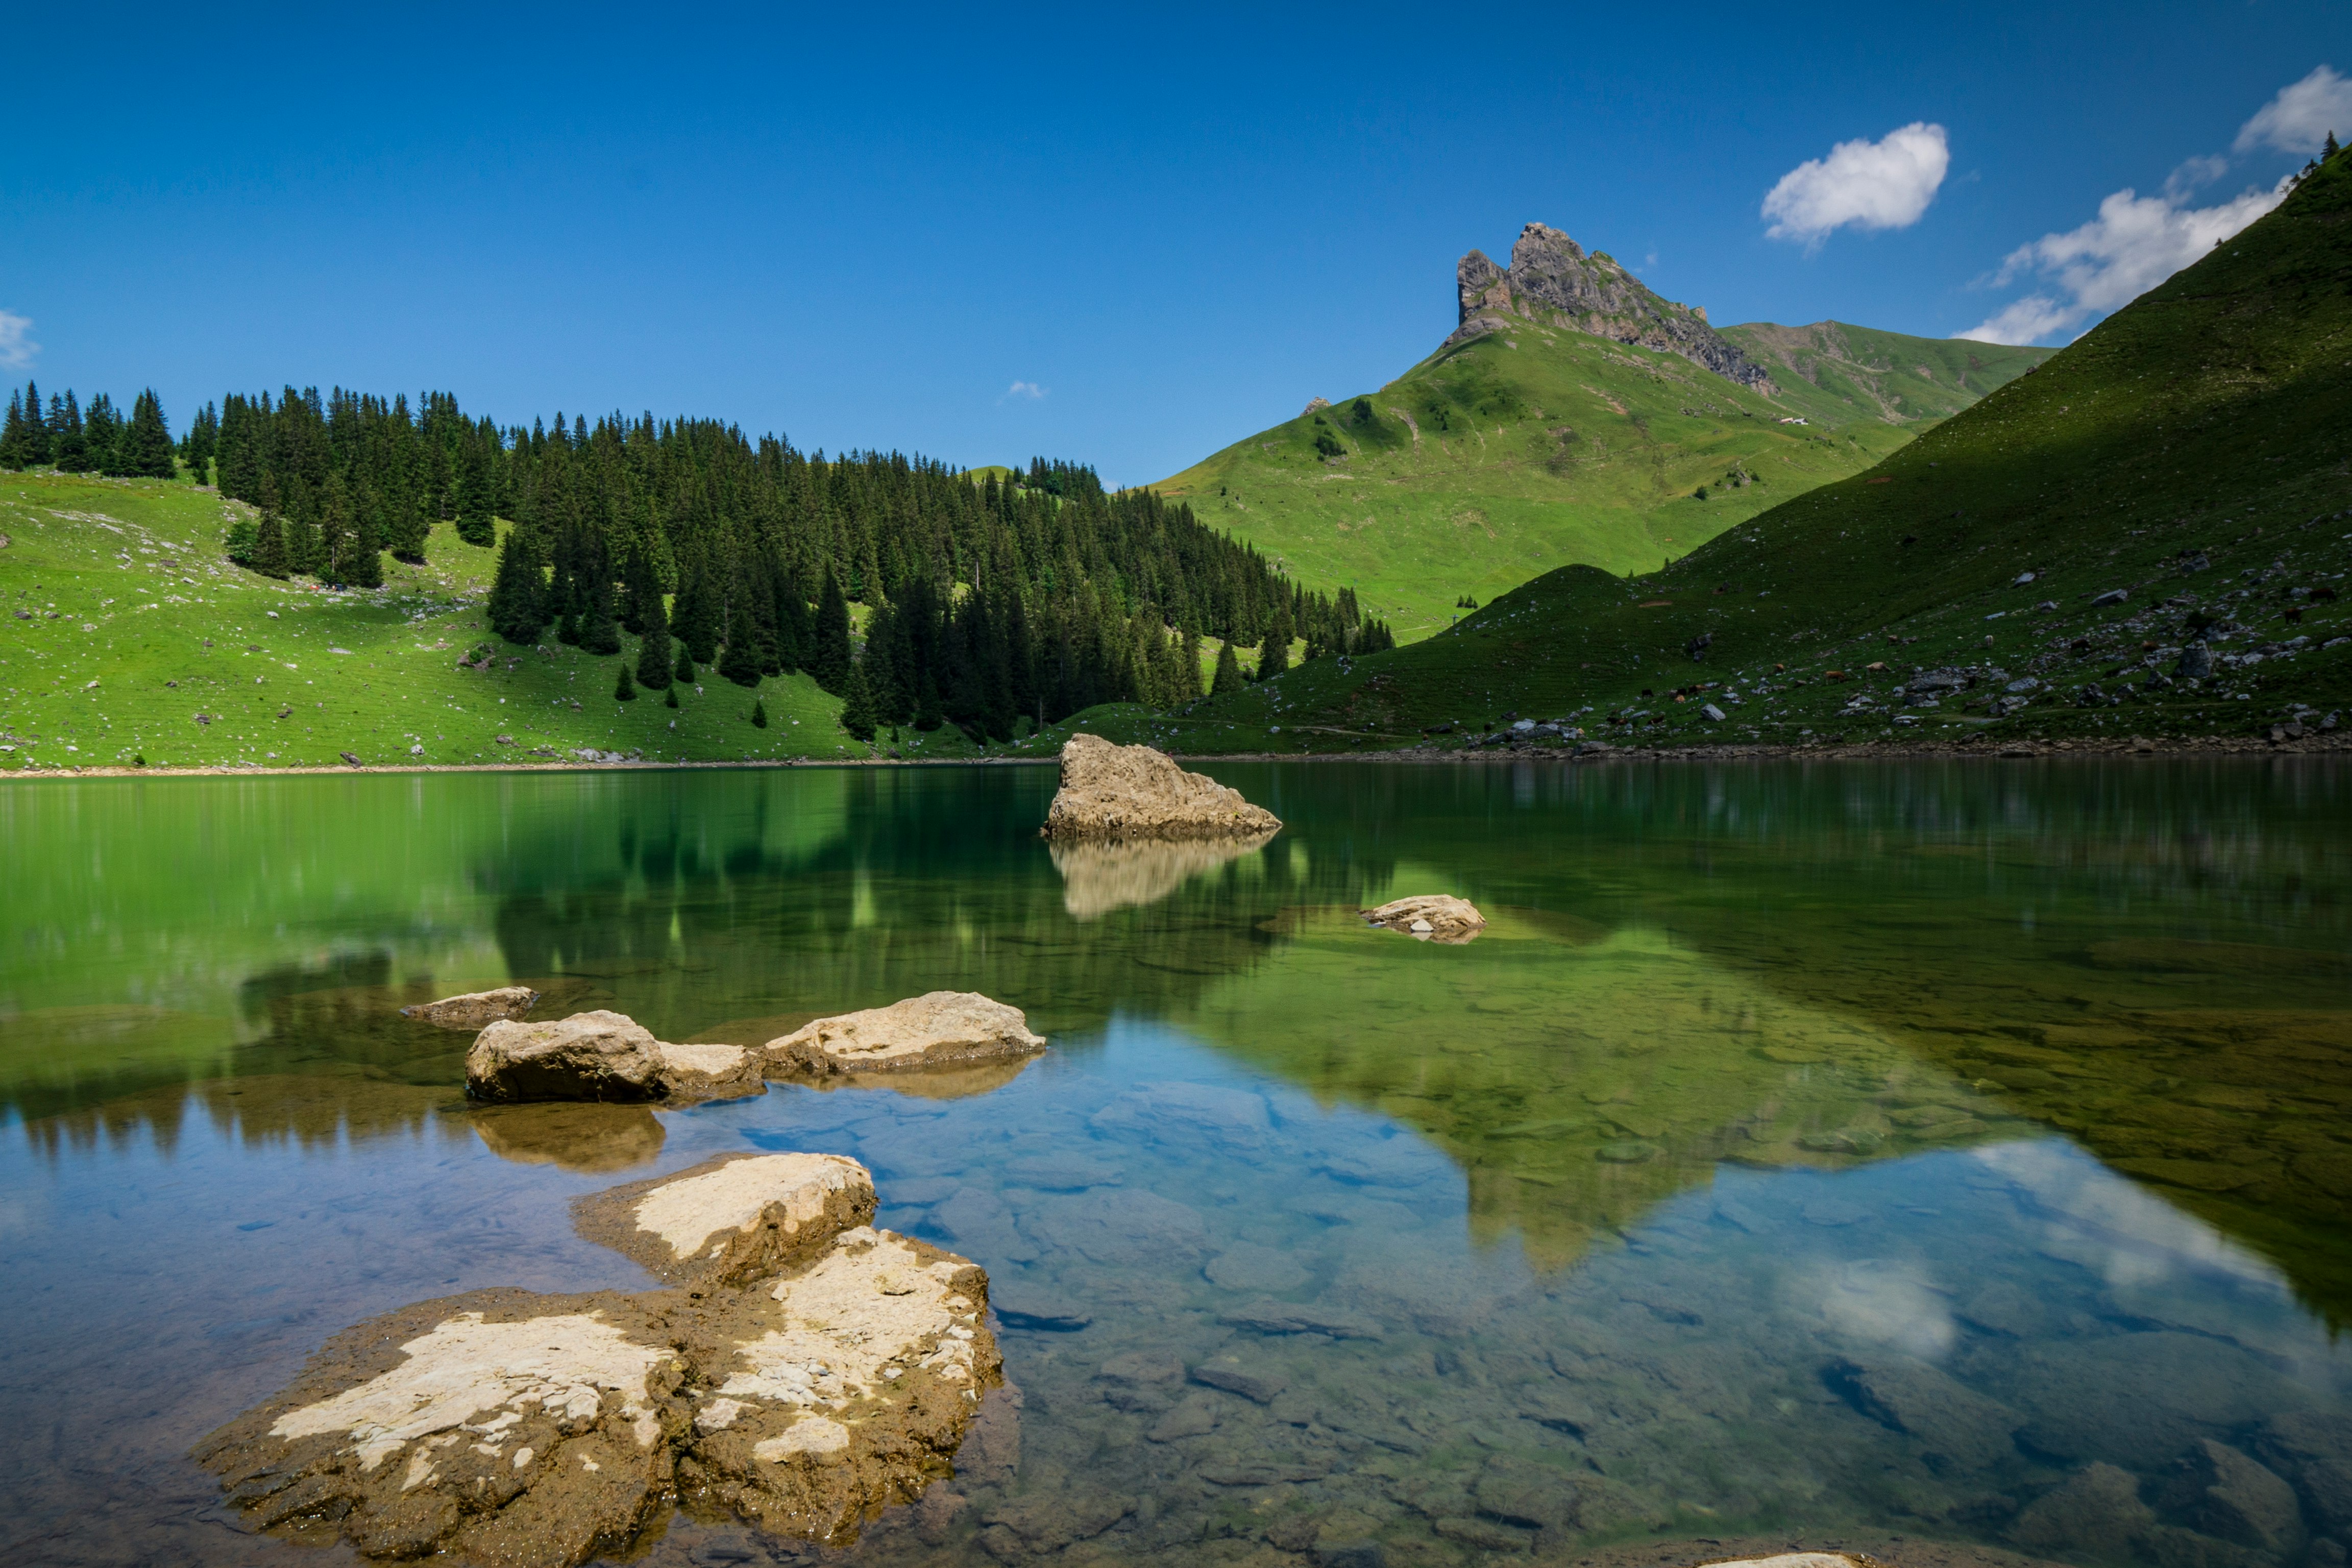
[0,476,957,771]
[1153,317,2052,642]
[1131,153,2352,754]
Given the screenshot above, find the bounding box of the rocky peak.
[1450,222,1774,393]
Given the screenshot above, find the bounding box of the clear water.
[3,760,2348,1567]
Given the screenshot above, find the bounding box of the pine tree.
[87,394,122,474]
[636,592,675,691]
[581,573,622,656]
[326,472,384,588]
[810,567,852,694]
[614,662,637,701]
[18,381,46,464]
[915,667,944,731]
[0,390,26,470]
[1180,626,1204,702]
[839,659,877,741]
[664,684,679,708]
[1258,604,1291,681]
[717,618,764,687]
[122,389,175,478]
[675,649,696,684]
[673,559,722,665]
[750,698,769,728]
[1212,639,1243,695]
[454,439,495,545]
[253,510,289,578]
[50,393,88,473]
[487,528,548,644]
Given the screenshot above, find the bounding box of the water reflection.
[1049,831,1278,918]
[468,1101,666,1173]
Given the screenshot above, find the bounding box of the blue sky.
[0,2,2337,485]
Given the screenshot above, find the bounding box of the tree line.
[0,380,179,479]
[195,386,1394,738]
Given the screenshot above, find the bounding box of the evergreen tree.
[252,509,289,578]
[1180,626,1204,702]
[915,667,944,731]
[87,394,123,474]
[717,618,764,687]
[0,390,27,470]
[487,528,548,644]
[1212,639,1244,695]
[772,570,809,672]
[50,393,88,473]
[750,698,769,728]
[454,439,495,545]
[18,380,47,464]
[810,567,852,694]
[326,472,384,587]
[675,649,696,684]
[181,400,219,482]
[664,684,679,708]
[581,573,622,656]
[673,559,722,665]
[614,662,637,701]
[121,389,175,478]
[635,593,675,691]
[839,659,877,741]
[1258,603,1291,680]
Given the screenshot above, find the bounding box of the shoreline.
[4,729,2347,780]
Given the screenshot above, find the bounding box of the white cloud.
[1957,176,2288,343]
[2234,64,2352,155]
[1002,380,1045,401]
[0,310,36,370]
[1762,122,1951,246]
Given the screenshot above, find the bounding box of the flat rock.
[1360,895,1486,944]
[676,1225,1000,1543]
[467,1011,765,1105]
[2154,1437,2304,1551]
[192,1287,685,1568]
[762,992,1045,1078]
[1218,1297,1383,1340]
[1191,1353,1288,1404]
[1041,733,1282,840]
[1823,1354,2017,1472]
[2011,1462,2153,1554]
[1204,1242,1310,1293]
[990,1282,1093,1332]
[573,1153,875,1287]
[2252,1412,2352,1534]
[1018,1188,1208,1265]
[403,987,540,1028]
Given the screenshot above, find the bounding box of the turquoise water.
[2,760,2348,1566]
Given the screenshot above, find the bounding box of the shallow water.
[3,759,2348,1567]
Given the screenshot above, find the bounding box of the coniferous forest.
[0,380,1394,739]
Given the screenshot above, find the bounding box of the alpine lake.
[4,757,2349,1568]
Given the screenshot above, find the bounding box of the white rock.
[764,992,1045,1077]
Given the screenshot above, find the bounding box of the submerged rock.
[1041,733,1282,840]
[402,986,540,1028]
[763,992,1045,1078]
[573,1152,875,1287]
[1361,895,1488,944]
[466,1010,766,1105]
[196,1154,1000,1565]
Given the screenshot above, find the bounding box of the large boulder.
[197,1156,1001,1565]
[763,992,1045,1078]
[1041,733,1281,840]
[1361,895,1487,943]
[573,1152,875,1287]
[466,1011,765,1105]
[402,986,540,1028]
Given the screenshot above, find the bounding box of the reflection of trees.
[483,768,1393,1043]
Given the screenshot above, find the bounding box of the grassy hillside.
[1126,148,2352,754]
[1154,321,2052,642]
[0,476,975,771]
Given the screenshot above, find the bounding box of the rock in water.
[190,1287,686,1568]
[196,1155,1001,1564]
[574,1152,876,1287]
[466,1011,765,1105]
[1040,733,1281,840]
[1360,895,1487,943]
[763,992,1045,1077]
[402,987,540,1028]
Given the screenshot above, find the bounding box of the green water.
[3,760,2348,1566]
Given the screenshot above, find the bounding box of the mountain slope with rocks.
[1155,224,2052,642]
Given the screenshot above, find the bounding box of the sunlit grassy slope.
[0,477,960,770]
[1137,152,2352,753]
[1154,320,2053,641]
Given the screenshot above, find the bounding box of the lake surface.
[3,758,2349,1568]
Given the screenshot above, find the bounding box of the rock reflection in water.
[1049,832,1278,919]
[469,1101,667,1173]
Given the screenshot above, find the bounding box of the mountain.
[1145,143,2352,754]
[1153,223,2055,641]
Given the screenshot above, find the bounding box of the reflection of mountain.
[1049,832,1277,919]
[1180,909,2028,1267]
[1205,760,2352,1325]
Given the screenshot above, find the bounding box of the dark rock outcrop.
[1449,223,1774,392]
